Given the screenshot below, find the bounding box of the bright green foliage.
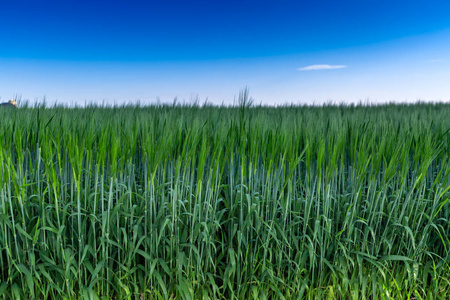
[0,97,449,299]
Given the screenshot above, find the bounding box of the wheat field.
[0,95,449,299]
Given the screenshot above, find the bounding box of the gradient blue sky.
[1,0,450,106]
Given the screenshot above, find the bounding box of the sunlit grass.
[0,95,449,299]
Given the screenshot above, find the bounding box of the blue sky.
[1,0,450,105]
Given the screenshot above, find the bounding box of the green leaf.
[380,255,413,262]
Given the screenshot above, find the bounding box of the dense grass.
[0,95,449,299]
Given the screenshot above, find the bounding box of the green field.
[1,95,450,299]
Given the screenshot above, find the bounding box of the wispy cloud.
[297,64,347,71]
[426,59,443,63]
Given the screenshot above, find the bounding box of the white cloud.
[297,64,347,71]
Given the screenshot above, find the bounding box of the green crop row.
[0,94,449,299]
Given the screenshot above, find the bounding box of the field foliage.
[1,95,450,299]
